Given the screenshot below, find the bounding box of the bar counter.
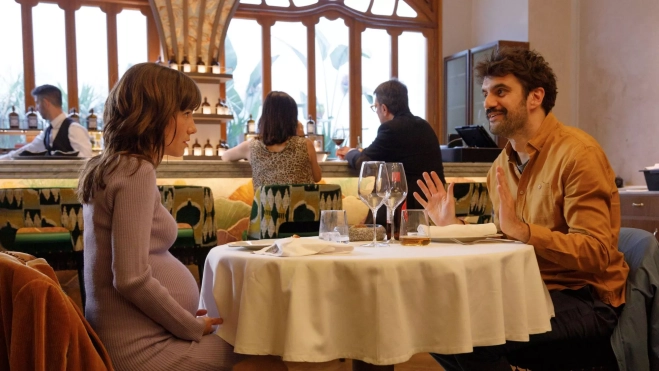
[0,159,491,180]
[0,159,493,246]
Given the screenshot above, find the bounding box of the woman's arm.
[109,162,205,341]
[305,138,322,182]
[222,140,250,161]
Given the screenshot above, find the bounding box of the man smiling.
[414,48,629,370]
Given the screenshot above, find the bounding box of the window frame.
[13,0,159,112]
[232,0,442,146]
[12,0,442,145]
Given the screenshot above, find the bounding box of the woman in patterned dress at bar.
[222,91,322,188]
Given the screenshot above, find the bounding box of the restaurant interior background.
[0,0,657,246]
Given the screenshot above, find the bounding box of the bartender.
[0,84,92,159]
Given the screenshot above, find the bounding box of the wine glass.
[358,161,390,247]
[384,163,407,243]
[332,128,347,149]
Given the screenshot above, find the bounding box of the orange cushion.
[17,227,70,234]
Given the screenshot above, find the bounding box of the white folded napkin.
[253,237,354,257]
[645,163,659,170]
[418,223,498,238]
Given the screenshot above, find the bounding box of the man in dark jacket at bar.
[337,79,445,224]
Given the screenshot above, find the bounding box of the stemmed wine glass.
[358,161,390,247]
[384,163,407,243]
[332,128,347,158]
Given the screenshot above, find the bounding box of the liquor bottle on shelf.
[210,58,221,74]
[192,139,202,156]
[356,135,362,150]
[217,139,229,157]
[215,99,222,115]
[68,108,80,123]
[168,55,178,70]
[204,139,213,156]
[201,97,211,114]
[26,107,38,129]
[306,115,316,135]
[181,56,191,73]
[155,55,163,65]
[8,106,19,129]
[247,114,256,133]
[196,56,206,73]
[221,100,230,115]
[87,108,98,131]
[183,142,190,156]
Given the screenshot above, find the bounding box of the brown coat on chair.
[0,251,113,371]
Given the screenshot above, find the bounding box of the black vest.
[44,118,75,155]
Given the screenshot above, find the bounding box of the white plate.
[432,234,504,243]
[227,240,275,250]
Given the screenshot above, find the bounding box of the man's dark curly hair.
[474,47,557,114]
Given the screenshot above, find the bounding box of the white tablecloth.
[199,240,554,365]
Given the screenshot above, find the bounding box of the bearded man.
[414,47,629,370]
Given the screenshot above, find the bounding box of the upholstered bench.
[158,185,218,280]
[451,182,493,224]
[0,187,85,303]
[248,183,343,239]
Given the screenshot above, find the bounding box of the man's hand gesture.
[413,171,461,226]
[495,166,529,242]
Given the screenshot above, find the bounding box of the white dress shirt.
[0,113,93,159]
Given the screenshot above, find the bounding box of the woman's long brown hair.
[77,63,201,203]
[258,91,298,146]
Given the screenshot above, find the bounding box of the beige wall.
[577,0,659,186]
[471,0,528,46]
[442,0,472,57]
[443,0,528,57]
[528,0,579,130]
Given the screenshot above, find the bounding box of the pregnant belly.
[150,252,200,313]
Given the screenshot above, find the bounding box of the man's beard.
[487,99,527,138]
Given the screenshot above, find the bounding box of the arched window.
[228,0,441,151]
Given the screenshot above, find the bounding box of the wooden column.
[348,20,364,148]
[259,18,274,100]
[389,29,402,79]
[425,28,441,140]
[60,0,82,111]
[142,6,160,63]
[304,18,318,122]
[102,4,120,92]
[432,0,443,141]
[17,0,38,108]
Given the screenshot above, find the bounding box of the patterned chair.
[451,182,493,224]
[248,184,342,239]
[0,188,85,304]
[158,185,217,280]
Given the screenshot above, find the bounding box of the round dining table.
[199,239,554,367]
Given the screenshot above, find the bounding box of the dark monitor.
[455,125,498,148]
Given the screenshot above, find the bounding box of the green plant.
[0,73,25,119]
[224,25,374,151]
[0,73,26,149]
[224,37,266,147]
[58,83,105,125]
[277,29,373,153]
